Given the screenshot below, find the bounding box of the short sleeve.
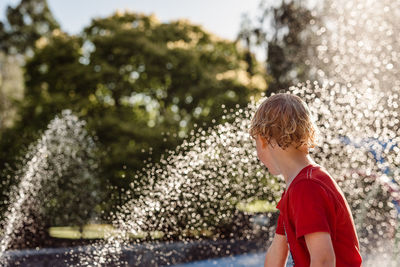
[276,213,285,235]
[290,180,333,239]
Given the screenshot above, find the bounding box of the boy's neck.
[279,149,314,188]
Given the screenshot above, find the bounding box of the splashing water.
[0,110,98,265]
[76,88,400,266]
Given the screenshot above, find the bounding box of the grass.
[236,199,277,213]
[48,224,166,240]
[48,224,114,239]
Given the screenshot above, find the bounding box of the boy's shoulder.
[291,164,330,186]
[287,165,343,205]
[288,165,335,196]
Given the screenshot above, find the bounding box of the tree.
[0,11,266,219]
[0,0,59,55]
[238,0,318,94]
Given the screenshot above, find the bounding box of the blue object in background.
[339,136,400,212]
[170,252,266,267]
[339,136,398,171]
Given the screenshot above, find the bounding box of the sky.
[0,0,261,41]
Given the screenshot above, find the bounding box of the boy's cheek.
[259,155,274,172]
[268,166,280,176]
[261,154,280,175]
[256,150,263,161]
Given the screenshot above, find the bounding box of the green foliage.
[0,11,266,222]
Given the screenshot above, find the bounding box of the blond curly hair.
[249,93,317,150]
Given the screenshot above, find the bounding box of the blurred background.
[0,0,302,247]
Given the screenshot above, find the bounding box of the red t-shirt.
[276,164,362,266]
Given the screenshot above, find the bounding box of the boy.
[249,93,362,267]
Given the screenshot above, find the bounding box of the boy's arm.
[264,233,289,267]
[305,232,335,267]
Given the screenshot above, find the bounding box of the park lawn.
[48,224,165,240]
[48,224,115,239]
[236,199,277,213]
